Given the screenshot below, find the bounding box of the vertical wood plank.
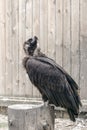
[55,0,63,66]
[32,0,40,97]
[33,0,40,38]
[62,0,71,74]
[48,0,56,59]
[5,0,13,95]
[11,0,19,96]
[0,0,6,95]
[26,0,33,39]
[71,0,80,85]
[40,0,48,54]
[25,0,33,97]
[19,0,26,96]
[80,0,87,99]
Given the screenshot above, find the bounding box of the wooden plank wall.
[0,0,87,99]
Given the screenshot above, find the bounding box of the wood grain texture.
[71,0,80,85]
[80,0,87,99]
[0,0,6,95]
[8,104,54,130]
[0,0,87,99]
[62,0,71,74]
[55,0,63,66]
[40,0,48,54]
[48,0,56,60]
[5,0,13,95]
[18,0,26,96]
[11,0,19,96]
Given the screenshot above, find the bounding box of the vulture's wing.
[35,56,82,106]
[36,56,79,89]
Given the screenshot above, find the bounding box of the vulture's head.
[23,36,38,56]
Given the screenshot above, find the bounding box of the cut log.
[8,104,54,130]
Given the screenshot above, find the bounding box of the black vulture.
[23,36,82,122]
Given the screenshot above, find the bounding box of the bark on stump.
[8,104,54,130]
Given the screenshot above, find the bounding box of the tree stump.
[8,104,54,130]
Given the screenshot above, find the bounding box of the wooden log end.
[8,104,55,130]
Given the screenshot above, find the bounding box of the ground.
[55,118,87,130]
[0,114,87,130]
[0,115,8,130]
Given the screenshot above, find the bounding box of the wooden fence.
[0,0,87,99]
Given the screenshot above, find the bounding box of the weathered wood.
[40,0,48,54]
[71,0,80,85]
[48,0,56,60]
[80,0,87,99]
[55,0,63,66]
[11,0,19,96]
[8,104,54,130]
[42,0,48,55]
[0,0,6,95]
[0,0,87,99]
[18,0,26,96]
[62,0,71,74]
[5,0,13,95]
[33,0,40,38]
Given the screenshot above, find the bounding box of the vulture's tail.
[67,109,78,122]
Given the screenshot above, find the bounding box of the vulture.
[23,36,82,122]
